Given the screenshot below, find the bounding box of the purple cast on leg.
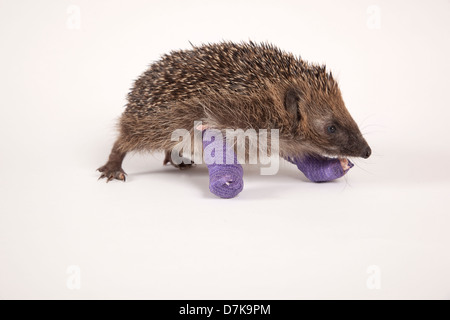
[202,130,244,199]
[286,154,354,182]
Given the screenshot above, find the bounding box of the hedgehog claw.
[97,166,126,182]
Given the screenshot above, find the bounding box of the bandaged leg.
[202,130,244,198]
[286,155,354,182]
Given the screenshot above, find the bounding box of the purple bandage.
[286,154,354,182]
[202,130,244,199]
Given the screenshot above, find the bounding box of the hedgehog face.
[285,87,371,159]
[310,115,372,159]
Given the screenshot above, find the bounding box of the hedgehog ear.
[284,88,301,122]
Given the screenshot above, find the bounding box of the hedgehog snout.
[361,146,372,159]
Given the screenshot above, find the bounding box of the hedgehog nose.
[362,147,372,159]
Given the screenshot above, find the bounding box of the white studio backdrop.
[0,0,449,299]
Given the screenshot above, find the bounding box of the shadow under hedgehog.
[98,41,371,199]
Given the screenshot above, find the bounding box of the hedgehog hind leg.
[98,141,128,182]
[163,150,194,170]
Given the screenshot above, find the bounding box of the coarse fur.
[98,41,371,181]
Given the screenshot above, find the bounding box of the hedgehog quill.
[98,41,371,198]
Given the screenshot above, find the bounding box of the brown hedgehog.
[98,41,371,182]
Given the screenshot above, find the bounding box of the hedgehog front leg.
[286,155,354,182]
[202,130,244,199]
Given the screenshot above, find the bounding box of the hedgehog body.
[98,41,371,184]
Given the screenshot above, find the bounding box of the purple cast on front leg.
[286,154,354,182]
[202,130,244,199]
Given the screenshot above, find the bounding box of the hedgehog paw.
[163,151,194,170]
[163,158,194,170]
[97,165,127,182]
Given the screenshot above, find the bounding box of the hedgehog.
[98,41,371,194]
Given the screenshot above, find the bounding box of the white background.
[1,0,449,299]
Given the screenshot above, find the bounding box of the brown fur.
[98,41,370,180]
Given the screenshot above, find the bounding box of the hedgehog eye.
[327,125,337,134]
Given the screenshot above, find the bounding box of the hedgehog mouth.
[312,151,346,160]
[303,143,352,162]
